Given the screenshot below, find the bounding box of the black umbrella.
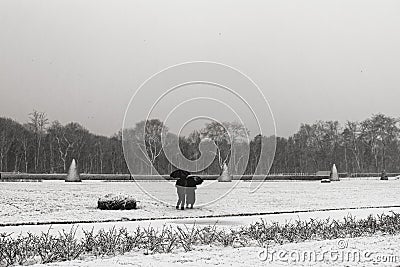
[170,169,191,179]
[187,176,203,186]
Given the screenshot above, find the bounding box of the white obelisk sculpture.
[65,159,81,182]
[218,163,232,182]
[330,164,339,181]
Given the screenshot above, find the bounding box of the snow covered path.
[2,206,400,238]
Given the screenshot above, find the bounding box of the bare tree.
[201,121,249,174]
[48,121,72,172]
[127,119,167,174]
[0,118,17,171]
[360,114,400,171]
[344,121,362,172]
[28,110,48,172]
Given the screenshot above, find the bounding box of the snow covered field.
[0,180,400,224]
[1,179,399,225]
[1,179,400,266]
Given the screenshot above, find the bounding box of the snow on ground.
[30,234,400,267]
[2,206,400,238]
[2,179,400,266]
[1,179,399,225]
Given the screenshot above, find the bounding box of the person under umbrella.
[185,176,203,209]
[170,169,190,210]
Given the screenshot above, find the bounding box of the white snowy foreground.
[3,207,400,267]
[29,232,400,267]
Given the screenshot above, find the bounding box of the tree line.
[0,111,399,174]
[0,111,125,174]
[272,114,400,174]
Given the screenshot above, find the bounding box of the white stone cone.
[218,163,232,182]
[330,164,339,181]
[65,159,81,182]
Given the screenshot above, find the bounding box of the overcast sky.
[0,0,399,137]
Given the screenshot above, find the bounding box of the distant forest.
[0,111,399,175]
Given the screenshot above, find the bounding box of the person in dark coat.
[175,176,187,210]
[171,169,190,210]
[185,176,203,209]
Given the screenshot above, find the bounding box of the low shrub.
[97,194,137,210]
